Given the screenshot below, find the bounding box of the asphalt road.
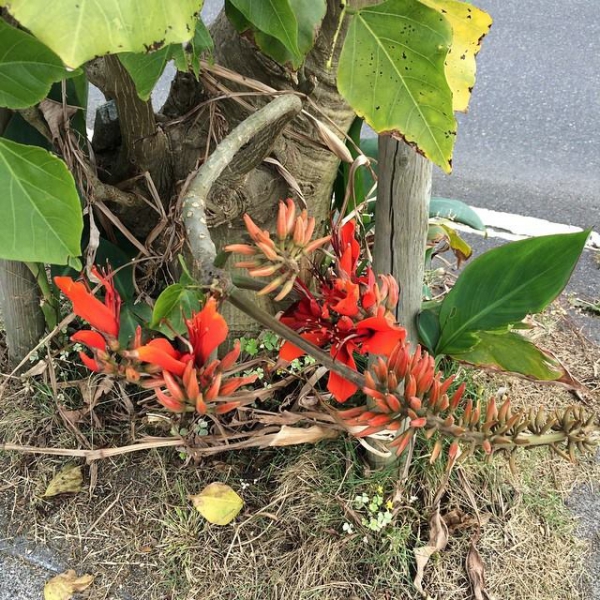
[432,0,600,230]
[89,0,599,230]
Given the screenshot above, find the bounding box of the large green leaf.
[436,232,589,355]
[0,20,68,109]
[0,138,83,264]
[228,0,301,64]
[419,0,492,112]
[451,331,565,381]
[1,0,204,69]
[338,0,456,172]
[252,0,327,68]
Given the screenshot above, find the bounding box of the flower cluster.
[339,339,599,466]
[224,199,330,300]
[55,271,256,416]
[279,220,405,402]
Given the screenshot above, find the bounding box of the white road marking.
[455,206,600,249]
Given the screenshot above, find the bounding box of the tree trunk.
[170,1,368,337]
[369,136,432,470]
[0,108,46,369]
[0,260,45,369]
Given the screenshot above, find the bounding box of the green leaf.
[228,0,301,64]
[430,197,485,231]
[419,0,492,112]
[121,16,212,101]
[0,20,69,109]
[417,308,441,352]
[119,46,172,101]
[0,138,83,264]
[252,0,326,68]
[2,0,205,69]
[119,301,152,347]
[188,18,214,76]
[451,330,564,381]
[150,283,204,338]
[436,232,589,355]
[338,0,456,172]
[440,224,472,264]
[94,237,136,300]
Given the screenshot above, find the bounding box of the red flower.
[185,297,228,366]
[55,267,120,338]
[278,219,405,402]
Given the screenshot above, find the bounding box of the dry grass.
[0,310,598,599]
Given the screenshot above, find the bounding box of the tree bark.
[0,261,45,369]
[369,136,432,470]
[0,108,46,369]
[374,137,431,344]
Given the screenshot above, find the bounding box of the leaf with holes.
[0,20,70,109]
[420,0,492,112]
[0,138,83,264]
[338,0,456,172]
[228,0,301,64]
[436,232,589,355]
[43,465,83,497]
[1,0,205,68]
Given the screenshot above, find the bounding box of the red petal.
[147,337,181,358]
[136,345,188,376]
[338,221,360,275]
[279,331,329,362]
[79,351,101,372]
[186,297,228,365]
[55,277,119,338]
[71,330,106,351]
[155,389,186,413]
[327,344,358,403]
[360,330,406,357]
[330,280,360,317]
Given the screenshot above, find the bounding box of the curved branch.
[182,94,303,276]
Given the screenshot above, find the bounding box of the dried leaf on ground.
[43,465,83,498]
[44,570,94,600]
[189,482,243,525]
[467,531,492,600]
[414,505,449,596]
[269,424,338,446]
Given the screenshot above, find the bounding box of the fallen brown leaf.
[43,465,83,498]
[413,504,449,597]
[466,531,493,600]
[44,570,94,600]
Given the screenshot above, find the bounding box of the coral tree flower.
[224,199,330,301]
[279,221,405,402]
[135,297,256,415]
[55,267,120,339]
[55,267,122,373]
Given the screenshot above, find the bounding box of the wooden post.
[368,135,432,469]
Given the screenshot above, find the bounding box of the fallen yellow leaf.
[43,465,83,498]
[44,570,94,600]
[189,482,243,525]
